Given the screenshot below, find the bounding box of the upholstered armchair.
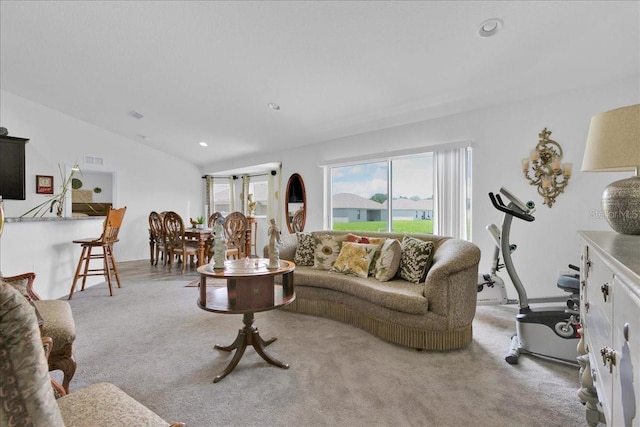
[1,272,76,393]
[0,282,185,427]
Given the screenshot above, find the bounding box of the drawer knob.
[600,283,609,302]
[623,322,630,342]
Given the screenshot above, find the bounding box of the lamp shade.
[581,104,640,172]
[581,104,640,235]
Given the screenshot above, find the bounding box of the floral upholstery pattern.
[2,273,76,393]
[293,232,315,266]
[398,236,434,284]
[312,234,347,270]
[330,242,380,278]
[0,282,65,427]
[0,275,30,299]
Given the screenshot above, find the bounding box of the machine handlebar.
[489,192,535,222]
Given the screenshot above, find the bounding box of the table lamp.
[581,104,640,234]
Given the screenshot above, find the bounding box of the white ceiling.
[1,1,638,169]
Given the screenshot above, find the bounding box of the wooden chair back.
[292,208,305,232]
[149,211,165,244]
[223,211,247,258]
[208,212,224,230]
[163,211,186,249]
[99,207,126,243]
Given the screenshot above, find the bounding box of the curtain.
[228,176,236,212]
[204,176,213,219]
[266,165,283,226]
[242,175,250,215]
[434,146,469,240]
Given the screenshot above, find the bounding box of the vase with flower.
[21,163,81,218]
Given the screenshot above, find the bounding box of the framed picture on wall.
[36,175,54,194]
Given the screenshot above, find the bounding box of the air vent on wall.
[84,156,104,166]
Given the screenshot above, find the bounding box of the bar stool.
[69,206,127,299]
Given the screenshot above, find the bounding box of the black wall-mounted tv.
[0,135,29,200]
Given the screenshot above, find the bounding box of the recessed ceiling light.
[268,103,280,111]
[478,18,503,38]
[199,141,208,147]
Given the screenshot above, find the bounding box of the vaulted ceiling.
[1,1,638,168]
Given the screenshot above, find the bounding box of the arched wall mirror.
[285,173,306,233]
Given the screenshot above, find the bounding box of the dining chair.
[163,211,199,272]
[149,211,168,266]
[69,206,127,299]
[223,211,248,260]
[207,211,224,229]
[1,272,77,394]
[292,207,305,232]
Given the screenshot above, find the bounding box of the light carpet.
[60,276,586,427]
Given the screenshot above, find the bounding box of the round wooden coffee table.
[197,258,295,383]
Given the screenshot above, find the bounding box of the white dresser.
[577,231,640,427]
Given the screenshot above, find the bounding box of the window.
[248,179,268,217]
[331,161,388,232]
[212,182,231,215]
[326,145,471,240]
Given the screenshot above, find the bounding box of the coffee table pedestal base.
[213,312,289,383]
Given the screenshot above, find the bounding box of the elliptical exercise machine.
[482,187,580,365]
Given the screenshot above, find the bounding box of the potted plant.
[196,216,205,229]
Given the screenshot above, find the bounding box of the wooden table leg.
[197,237,206,267]
[212,312,288,383]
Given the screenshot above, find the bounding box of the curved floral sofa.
[267,230,481,350]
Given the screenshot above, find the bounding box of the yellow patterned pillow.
[330,242,380,278]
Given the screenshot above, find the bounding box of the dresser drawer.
[578,231,640,427]
[611,275,640,427]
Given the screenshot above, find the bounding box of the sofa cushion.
[57,382,169,427]
[330,242,380,278]
[399,236,434,284]
[0,283,65,427]
[293,232,315,266]
[374,238,403,281]
[312,234,347,270]
[32,300,76,358]
[293,266,427,314]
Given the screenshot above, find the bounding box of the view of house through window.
[328,146,471,239]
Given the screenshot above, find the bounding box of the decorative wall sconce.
[522,128,572,208]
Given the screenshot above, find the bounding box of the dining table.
[184,227,213,267]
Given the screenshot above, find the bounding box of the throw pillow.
[374,238,403,281]
[365,237,387,275]
[293,232,315,266]
[312,234,347,270]
[398,236,435,284]
[330,242,380,278]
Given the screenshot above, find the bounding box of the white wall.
[1,90,204,299]
[3,78,637,300]
[203,76,639,300]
